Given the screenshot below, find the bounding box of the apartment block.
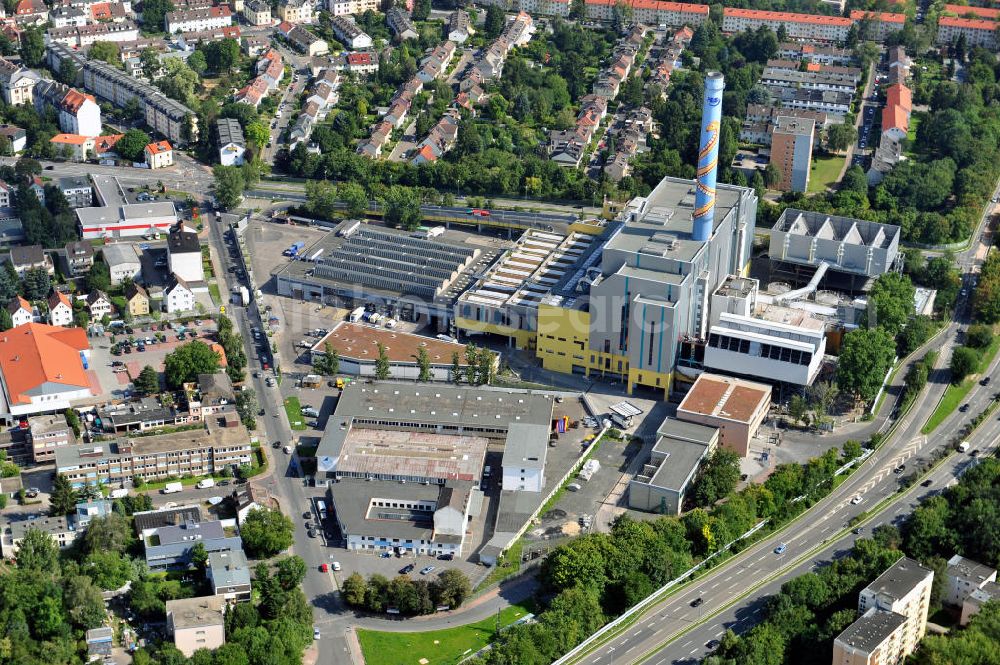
[936,16,998,50]
[848,11,907,41]
[769,116,815,193]
[165,6,233,33]
[327,0,379,16]
[944,555,997,608]
[82,60,198,144]
[722,8,852,42]
[54,414,254,487]
[857,557,933,657]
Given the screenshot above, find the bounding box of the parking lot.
[87,320,220,399]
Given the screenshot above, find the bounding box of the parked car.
[400,564,415,574]
[419,566,436,575]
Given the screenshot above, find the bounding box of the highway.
[567,179,1000,665]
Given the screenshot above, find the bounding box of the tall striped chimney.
[693,72,725,242]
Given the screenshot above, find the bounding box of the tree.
[343,572,367,606]
[84,550,135,590]
[134,365,160,396]
[22,267,50,300]
[235,388,258,430]
[763,163,783,188]
[115,129,152,162]
[691,449,742,507]
[430,569,471,609]
[450,352,461,383]
[157,58,200,103]
[49,474,77,516]
[379,185,421,230]
[19,27,44,67]
[81,513,133,554]
[416,347,431,381]
[163,340,221,388]
[64,575,107,629]
[0,309,12,332]
[64,408,81,437]
[305,179,338,219]
[200,38,241,73]
[86,259,111,293]
[412,0,430,19]
[842,439,863,461]
[339,182,368,218]
[276,555,307,590]
[865,272,915,336]
[142,0,174,31]
[140,48,162,80]
[240,508,294,558]
[788,394,809,426]
[245,121,269,150]
[464,343,478,385]
[950,346,979,384]
[213,165,245,210]
[966,324,993,349]
[57,56,79,85]
[485,4,504,37]
[16,526,58,570]
[825,123,858,153]
[476,347,494,386]
[837,328,896,402]
[374,342,391,380]
[89,41,121,67]
[190,541,209,571]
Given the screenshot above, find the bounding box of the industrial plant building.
[628,418,718,515]
[319,383,555,557]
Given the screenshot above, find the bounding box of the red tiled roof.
[94,134,124,153]
[145,140,172,155]
[62,88,96,113]
[886,83,911,112]
[416,144,437,162]
[50,133,90,145]
[724,7,852,26]
[882,104,908,132]
[584,0,709,13]
[0,323,91,405]
[944,3,1000,19]
[849,10,907,23]
[678,374,771,423]
[347,52,372,65]
[938,15,997,29]
[91,2,112,20]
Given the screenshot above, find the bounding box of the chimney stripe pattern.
[694,72,725,242]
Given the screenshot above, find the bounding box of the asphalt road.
[568,177,1000,665]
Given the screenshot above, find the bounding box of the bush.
[966,323,993,349]
[950,346,979,384]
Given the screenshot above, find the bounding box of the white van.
[958,441,970,453]
[162,482,183,494]
[196,478,215,489]
[316,499,328,520]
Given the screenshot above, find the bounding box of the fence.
[551,519,769,665]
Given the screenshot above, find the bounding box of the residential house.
[1,514,79,559]
[165,6,233,33]
[28,176,44,206]
[0,125,26,153]
[165,275,195,313]
[242,0,271,26]
[7,296,33,327]
[447,10,473,43]
[0,181,11,208]
[277,21,329,56]
[234,77,269,107]
[166,596,226,657]
[327,0,379,16]
[278,0,312,23]
[48,291,74,327]
[330,16,373,49]
[125,282,150,317]
[93,134,124,160]
[59,177,93,209]
[167,226,204,282]
[387,7,417,41]
[103,243,142,285]
[945,555,997,608]
[257,49,284,89]
[34,81,102,137]
[0,57,39,106]
[64,240,94,276]
[10,244,52,276]
[144,140,173,169]
[217,118,246,166]
[87,290,114,319]
[207,548,252,602]
[344,51,378,76]
[50,133,95,160]
[51,6,89,28]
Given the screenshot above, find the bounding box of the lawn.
[208,283,222,306]
[283,396,307,430]
[357,602,534,665]
[807,154,846,194]
[922,332,1000,434]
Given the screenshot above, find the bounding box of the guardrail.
[552,520,768,665]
